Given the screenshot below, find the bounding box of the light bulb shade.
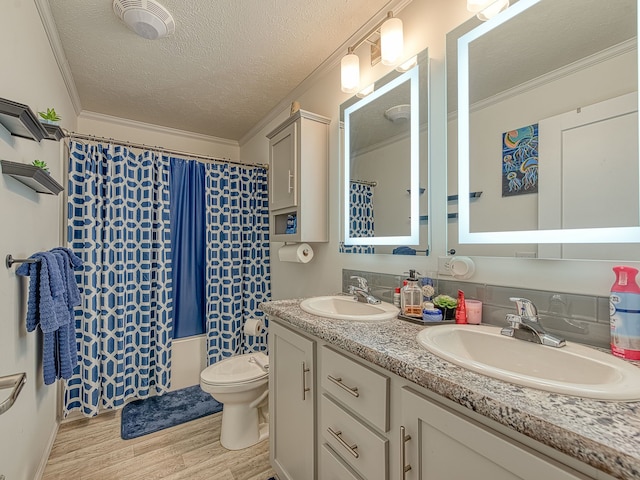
[341,53,360,94]
[467,0,494,13]
[380,17,403,66]
[476,0,510,20]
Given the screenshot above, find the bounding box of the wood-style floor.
[42,409,277,480]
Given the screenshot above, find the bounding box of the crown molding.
[239,0,413,146]
[78,110,239,147]
[34,0,83,115]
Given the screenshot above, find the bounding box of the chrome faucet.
[348,276,381,305]
[501,297,566,348]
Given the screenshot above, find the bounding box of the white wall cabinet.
[269,316,607,480]
[269,321,317,480]
[267,110,330,243]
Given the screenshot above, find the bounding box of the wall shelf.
[0,98,47,142]
[447,191,482,201]
[420,213,458,222]
[42,123,65,141]
[1,160,63,195]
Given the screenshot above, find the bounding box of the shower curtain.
[169,158,206,338]
[64,141,270,416]
[205,163,271,364]
[339,182,376,254]
[64,142,173,417]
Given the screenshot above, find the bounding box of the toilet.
[200,352,269,450]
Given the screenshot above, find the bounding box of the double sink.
[300,295,640,402]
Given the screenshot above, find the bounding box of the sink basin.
[417,324,640,401]
[300,295,399,322]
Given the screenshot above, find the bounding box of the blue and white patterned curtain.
[205,163,270,364]
[64,142,173,417]
[340,182,375,254]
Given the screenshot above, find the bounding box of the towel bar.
[0,372,26,416]
[5,254,39,268]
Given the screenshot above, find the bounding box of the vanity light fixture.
[356,84,375,98]
[467,0,510,21]
[340,11,404,93]
[396,56,418,73]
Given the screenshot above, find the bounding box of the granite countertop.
[260,298,640,480]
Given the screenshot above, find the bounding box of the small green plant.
[38,108,61,123]
[433,294,458,309]
[32,159,49,172]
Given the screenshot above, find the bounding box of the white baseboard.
[34,419,59,480]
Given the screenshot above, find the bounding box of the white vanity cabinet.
[268,316,609,480]
[400,387,587,480]
[319,346,390,480]
[267,109,330,243]
[269,321,316,480]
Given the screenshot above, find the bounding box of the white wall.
[77,111,240,161]
[0,2,76,479]
[243,0,640,300]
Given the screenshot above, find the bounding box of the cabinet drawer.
[320,444,364,480]
[321,346,389,432]
[321,394,388,480]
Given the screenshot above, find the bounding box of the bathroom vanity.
[262,299,640,480]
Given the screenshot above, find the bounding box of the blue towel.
[16,249,83,385]
[392,246,417,255]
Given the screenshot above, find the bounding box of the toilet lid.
[201,352,269,385]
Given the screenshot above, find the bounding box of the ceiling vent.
[384,104,411,122]
[113,0,176,40]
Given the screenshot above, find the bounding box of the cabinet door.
[400,387,587,480]
[270,321,316,480]
[270,122,297,210]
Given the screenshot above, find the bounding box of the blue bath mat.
[121,385,223,440]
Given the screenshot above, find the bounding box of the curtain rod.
[65,131,269,169]
[351,179,377,187]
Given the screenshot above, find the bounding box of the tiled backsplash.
[343,269,610,348]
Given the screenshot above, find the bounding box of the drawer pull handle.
[327,375,360,397]
[327,427,359,458]
[400,425,412,479]
[301,362,310,400]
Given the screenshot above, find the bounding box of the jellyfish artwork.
[520,157,538,190]
[502,124,539,196]
[502,153,515,173]
[507,171,522,192]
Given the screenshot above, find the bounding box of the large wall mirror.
[340,47,429,255]
[447,0,639,260]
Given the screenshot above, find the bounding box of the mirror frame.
[343,65,420,246]
[457,0,640,244]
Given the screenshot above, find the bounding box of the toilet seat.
[200,352,268,387]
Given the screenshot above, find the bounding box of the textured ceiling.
[47,0,394,141]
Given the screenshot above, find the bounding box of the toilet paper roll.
[278,243,314,263]
[244,318,263,336]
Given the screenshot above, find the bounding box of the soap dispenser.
[401,270,423,318]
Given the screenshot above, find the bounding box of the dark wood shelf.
[1,160,63,195]
[420,213,458,222]
[41,123,65,141]
[447,192,482,201]
[0,98,47,142]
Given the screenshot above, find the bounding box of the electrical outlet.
[438,256,453,276]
